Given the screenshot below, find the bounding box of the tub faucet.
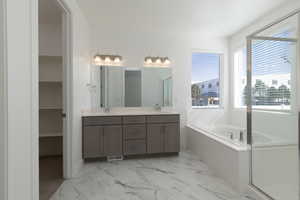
[230,132,234,140]
[239,131,244,143]
[104,107,110,113]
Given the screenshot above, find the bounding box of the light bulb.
[156,58,162,65]
[105,56,111,63]
[164,58,170,65]
[114,57,121,63]
[146,58,152,64]
[94,55,102,66]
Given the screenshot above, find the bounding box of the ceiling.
[76,0,294,37]
[39,0,62,24]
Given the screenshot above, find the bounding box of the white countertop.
[81,108,179,117]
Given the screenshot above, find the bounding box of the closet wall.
[39,22,63,157]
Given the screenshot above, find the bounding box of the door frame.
[0,0,8,199]
[56,0,73,179]
[246,8,300,200]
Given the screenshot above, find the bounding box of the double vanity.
[83,65,178,161]
[82,110,180,160]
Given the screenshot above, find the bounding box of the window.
[191,53,221,107]
[234,30,294,110]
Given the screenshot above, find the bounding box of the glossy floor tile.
[50,152,254,200]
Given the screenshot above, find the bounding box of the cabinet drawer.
[123,116,146,124]
[124,125,146,139]
[83,116,122,126]
[124,140,146,155]
[146,115,179,123]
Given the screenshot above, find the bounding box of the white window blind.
[234,30,295,110]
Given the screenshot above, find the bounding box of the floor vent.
[107,155,123,162]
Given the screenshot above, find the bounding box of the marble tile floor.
[50,152,255,200]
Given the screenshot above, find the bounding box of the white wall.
[5,0,39,199]
[39,23,62,56]
[1,0,91,199]
[64,0,92,176]
[228,1,300,143]
[0,0,7,199]
[86,21,229,148]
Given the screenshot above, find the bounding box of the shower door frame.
[246,8,300,200]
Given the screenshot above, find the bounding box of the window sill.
[192,106,223,110]
[233,106,292,114]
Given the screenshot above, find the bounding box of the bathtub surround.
[186,126,249,194]
[50,151,252,200]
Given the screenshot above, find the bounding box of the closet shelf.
[39,132,62,138]
[39,107,62,110]
[39,80,62,84]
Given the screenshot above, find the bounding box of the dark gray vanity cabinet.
[83,126,104,158]
[147,123,180,153]
[103,126,122,156]
[82,114,180,160]
[147,124,164,153]
[164,123,180,153]
[123,116,147,155]
[82,116,123,159]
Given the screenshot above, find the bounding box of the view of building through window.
[191,53,220,107]
[234,30,294,110]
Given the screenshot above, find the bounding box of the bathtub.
[187,124,249,151]
[186,124,298,199]
[186,124,250,193]
[193,123,290,148]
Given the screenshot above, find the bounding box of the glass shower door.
[248,14,299,200]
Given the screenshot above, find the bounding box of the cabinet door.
[103,125,123,156]
[147,124,164,154]
[164,123,180,153]
[124,140,146,155]
[83,126,103,158]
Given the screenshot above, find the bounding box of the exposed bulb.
[164,58,170,65]
[114,57,121,63]
[94,55,102,66]
[105,57,111,63]
[146,58,152,64]
[156,58,162,65]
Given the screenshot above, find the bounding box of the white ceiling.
[39,0,62,24]
[76,0,294,37]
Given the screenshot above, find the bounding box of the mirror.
[98,66,172,108]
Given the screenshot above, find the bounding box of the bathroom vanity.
[82,112,180,160]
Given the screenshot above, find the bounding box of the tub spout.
[230,132,234,140]
[239,131,244,143]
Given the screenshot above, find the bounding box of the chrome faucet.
[239,131,244,143]
[104,107,110,113]
[230,132,234,140]
[154,104,161,111]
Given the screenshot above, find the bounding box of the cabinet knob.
[62,113,66,118]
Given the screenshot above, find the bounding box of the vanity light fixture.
[93,54,123,66]
[144,56,171,67]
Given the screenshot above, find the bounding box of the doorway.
[38,0,71,199]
